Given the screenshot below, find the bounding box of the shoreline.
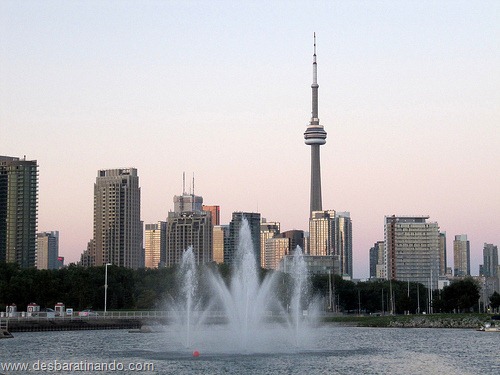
[2,313,493,333]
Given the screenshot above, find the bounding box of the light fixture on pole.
[104,263,112,316]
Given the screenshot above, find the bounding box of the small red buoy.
[192,350,200,357]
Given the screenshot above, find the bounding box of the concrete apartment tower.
[384,216,440,289]
[453,234,470,277]
[0,156,38,267]
[93,168,142,269]
[304,33,327,217]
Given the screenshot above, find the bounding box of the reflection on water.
[3,326,499,375]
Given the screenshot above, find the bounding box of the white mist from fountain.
[170,219,318,353]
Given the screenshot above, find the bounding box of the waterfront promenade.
[0,311,169,332]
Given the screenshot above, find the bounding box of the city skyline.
[1,1,499,278]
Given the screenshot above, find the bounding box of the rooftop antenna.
[192,173,195,198]
[183,172,186,195]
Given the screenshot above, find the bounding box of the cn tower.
[304,33,327,217]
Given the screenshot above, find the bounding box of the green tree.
[439,278,480,312]
[489,291,500,312]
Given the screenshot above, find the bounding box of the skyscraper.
[453,234,470,277]
[144,222,167,268]
[0,156,38,267]
[36,231,59,270]
[309,210,335,257]
[384,215,440,289]
[304,33,327,217]
[92,168,142,269]
[166,187,212,267]
[335,212,353,278]
[482,243,498,278]
[226,212,261,265]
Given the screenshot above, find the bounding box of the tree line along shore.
[1,262,498,315]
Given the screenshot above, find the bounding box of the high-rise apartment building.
[384,215,440,289]
[335,212,353,278]
[167,189,212,267]
[92,168,142,269]
[309,210,335,257]
[144,222,166,268]
[0,156,38,267]
[453,234,470,277]
[226,212,261,266]
[439,232,447,276]
[482,243,498,278]
[260,220,280,268]
[36,231,59,270]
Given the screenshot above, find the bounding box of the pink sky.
[1,1,498,277]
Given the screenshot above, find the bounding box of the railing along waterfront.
[1,310,284,322]
[1,310,169,322]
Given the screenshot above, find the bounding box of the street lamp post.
[104,263,112,316]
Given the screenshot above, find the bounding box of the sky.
[1,0,499,278]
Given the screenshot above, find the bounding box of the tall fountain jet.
[304,33,327,218]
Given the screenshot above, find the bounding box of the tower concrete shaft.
[304,33,327,217]
[310,144,322,214]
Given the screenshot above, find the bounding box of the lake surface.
[2,325,498,374]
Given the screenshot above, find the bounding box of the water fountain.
[169,219,317,353]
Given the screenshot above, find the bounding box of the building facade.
[92,168,142,269]
[279,254,340,276]
[264,230,305,270]
[453,234,470,277]
[213,225,229,264]
[144,222,166,268]
[0,156,38,267]
[36,231,59,270]
[369,240,385,279]
[439,232,447,276]
[309,210,335,257]
[384,215,440,289]
[202,205,220,226]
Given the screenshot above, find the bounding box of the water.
[2,327,498,374]
[171,220,317,353]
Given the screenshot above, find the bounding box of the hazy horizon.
[1,1,499,278]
